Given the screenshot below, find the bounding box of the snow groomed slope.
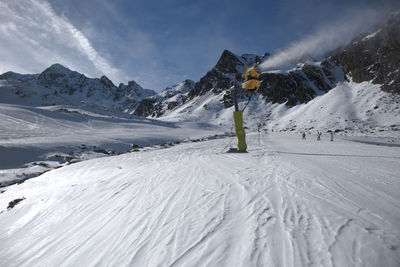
[0,133,399,266]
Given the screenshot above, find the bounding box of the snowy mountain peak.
[116,80,156,102]
[126,80,142,89]
[214,49,244,74]
[100,75,115,88]
[118,80,144,93]
[37,63,86,90]
[42,63,73,74]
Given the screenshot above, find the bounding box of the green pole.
[233,110,247,152]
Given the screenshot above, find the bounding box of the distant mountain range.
[0,63,156,113]
[1,12,399,136]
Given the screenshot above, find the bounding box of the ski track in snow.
[0,133,399,267]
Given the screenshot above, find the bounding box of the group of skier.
[301,131,334,141]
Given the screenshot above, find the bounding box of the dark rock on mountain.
[331,12,400,94]
[301,64,333,92]
[133,98,158,117]
[257,61,341,106]
[134,79,195,117]
[188,51,265,99]
[214,50,245,73]
[115,81,155,103]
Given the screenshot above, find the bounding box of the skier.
[317,132,321,141]
[257,123,263,132]
[330,131,334,141]
[302,132,306,140]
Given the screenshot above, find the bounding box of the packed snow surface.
[1,132,399,266]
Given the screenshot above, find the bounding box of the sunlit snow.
[0,132,399,266]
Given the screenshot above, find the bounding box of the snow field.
[163,80,400,141]
[0,132,399,266]
[0,103,224,186]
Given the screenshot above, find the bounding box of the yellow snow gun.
[230,65,262,152]
[242,65,261,90]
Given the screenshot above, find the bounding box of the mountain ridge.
[0,63,156,114]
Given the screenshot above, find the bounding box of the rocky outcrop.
[134,80,195,117]
[331,12,400,94]
[116,81,155,102]
[133,98,158,117]
[256,59,344,106]
[188,50,265,99]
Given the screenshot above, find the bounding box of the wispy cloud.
[0,0,123,83]
[259,8,390,71]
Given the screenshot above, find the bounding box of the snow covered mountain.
[135,12,400,139]
[0,64,156,113]
[134,49,343,118]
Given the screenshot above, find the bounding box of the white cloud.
[0,0,123,83]
[259,8,389,71]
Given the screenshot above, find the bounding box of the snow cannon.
[242,65,261,90]
[231,65,261,153]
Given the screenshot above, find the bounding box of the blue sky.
[0,0,399,91]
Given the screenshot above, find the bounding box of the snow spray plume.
[259,8,389,72]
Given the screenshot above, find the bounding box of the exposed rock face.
[188,50,266,99]
[188,49,341,108]
[257,60,342,106]
[214,50,245,74]
[331,12,400,94]
[116,80,155,102]
[0,64,156,113]
[133,98,158,117]
[134,80,195,117]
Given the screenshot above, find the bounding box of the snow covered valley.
[1,132,399,266]
[0,103,224,186]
